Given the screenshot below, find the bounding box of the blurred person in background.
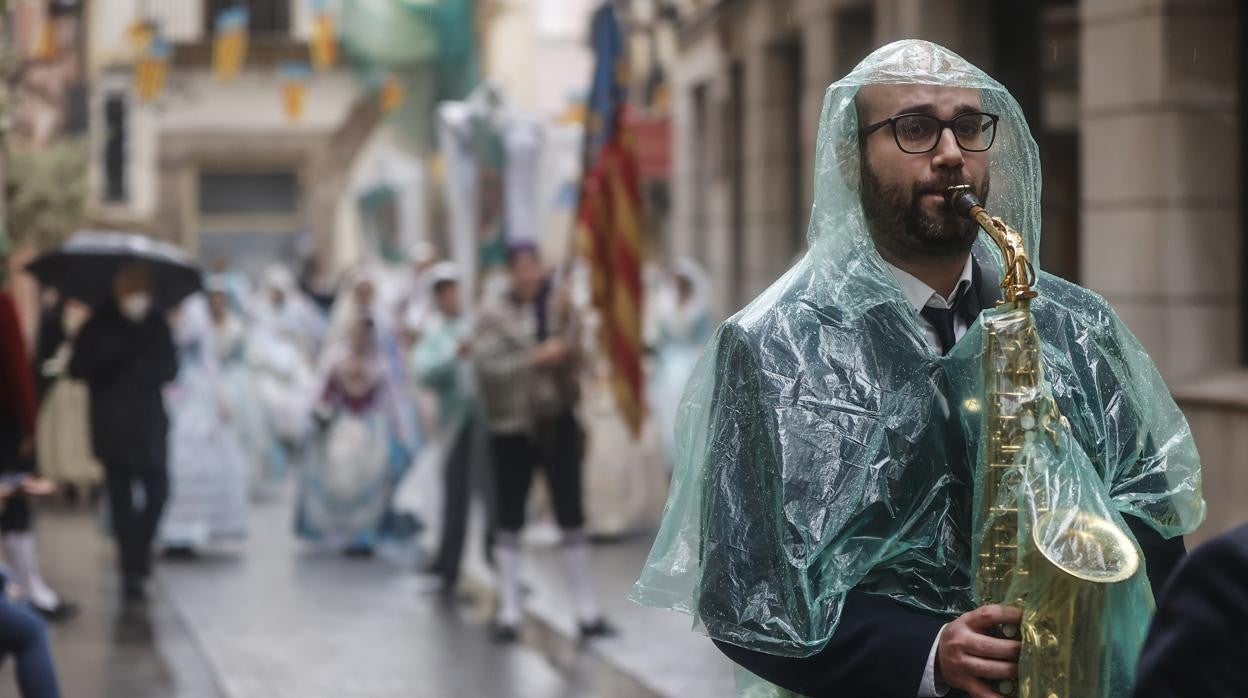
[298,255,337,316]
[33,293,102,503]
[325,268,422,464]
[0,243,74,623]
[296,315,415,556]
[249,266,323,452]
[208,281,286,497]
[648,259,712,470]
[395,242,442,351]
[0,482,61,698]
[69,263,179,602]
[407,264,485,595]
[157,295,249,556]
[253,265,326,362]
[472,244,615,643]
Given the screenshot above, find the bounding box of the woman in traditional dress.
[325,268,422,461]
[295,315,414,555]
[648,259,713,469]
[207,281,285,497]
[249,266,322,449]
[33,295,103,497]
[158,295,249,553]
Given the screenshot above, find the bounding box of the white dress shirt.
[885,256,976,351]
[884,255,975,697]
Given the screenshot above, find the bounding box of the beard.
[860,160,990,262]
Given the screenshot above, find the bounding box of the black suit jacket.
[1134,523,1248,698]
[68,302,178,471]
[709,257,1188,698]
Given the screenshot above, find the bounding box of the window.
[203,0,291,37]
[199,171,298,215]
[834,7,874,78]
[197,169,301,279]
[103,94,127,203]
[690,83,710,265]
[766,39,804,260]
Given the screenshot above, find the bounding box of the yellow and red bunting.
[135,39,171,103]
[212,7,249,84]
[579,109,646,438]
[310,11,338,70]
[280,62,311,123]
[379,75,405,115]
[127,19,155,56]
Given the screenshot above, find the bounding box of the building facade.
[83,0,377,277]
[664,0,1244,542]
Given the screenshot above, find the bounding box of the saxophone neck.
[944,185,1037,304]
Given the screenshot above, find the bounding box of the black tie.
[921,305,958,355]
[920,282,973,356]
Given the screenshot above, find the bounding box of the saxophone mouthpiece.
[944,185,980,220]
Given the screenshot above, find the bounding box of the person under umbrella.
[68,262,179,602]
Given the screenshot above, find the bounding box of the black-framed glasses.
[859,112,1000,154]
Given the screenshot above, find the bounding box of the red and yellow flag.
[212,7,249,83]
[578,5,645,438]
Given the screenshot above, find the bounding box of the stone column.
[798,2,838,236]
[874,0,993,67]
[1079,0,1240,383]
[739,43,774,301]
[668,35,732,315]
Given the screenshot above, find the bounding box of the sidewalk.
[461,522,738,698]
[0,506,222,698]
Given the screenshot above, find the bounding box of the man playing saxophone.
[630,40,1205,698]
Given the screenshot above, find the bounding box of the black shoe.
[491,622,520,644]
[34,600,79,622]
[162,546,198,561]
[578,618,618,641]
[122,580,147,604]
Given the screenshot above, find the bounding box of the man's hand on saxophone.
[936,604,1022,698]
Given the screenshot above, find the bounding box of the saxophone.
[945,185,1140,698]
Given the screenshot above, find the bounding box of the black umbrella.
[25,231,203,309]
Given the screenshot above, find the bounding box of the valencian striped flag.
[578,4,645,438]
[213,7,249,83]
[309,0,338,70]
[280,61,311,123]
[135,38,171,103]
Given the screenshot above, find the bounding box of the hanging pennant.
[280,61,311,123]
[379,75,405,115]
[32,9,57,61]
[212,6,249,83]
[135,39,171,103]
[309,0,338,70]
[127,19,156,56]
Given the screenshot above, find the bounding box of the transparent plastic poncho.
[630,40,1205,693]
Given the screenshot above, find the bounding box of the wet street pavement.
[0,491,581,698]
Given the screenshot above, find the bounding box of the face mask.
[121,293,153,321]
